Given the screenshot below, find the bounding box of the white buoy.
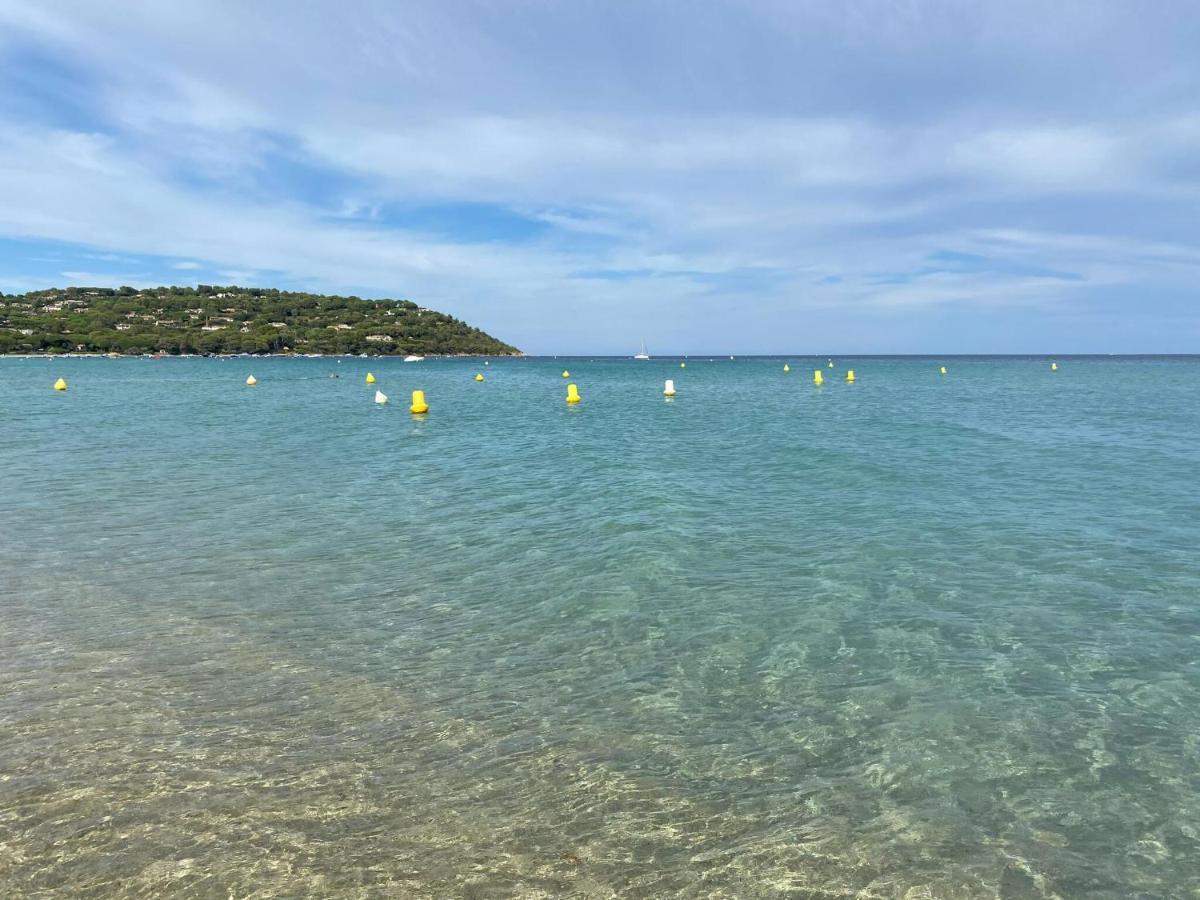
[664,379,676,397]
[374,389,388,404]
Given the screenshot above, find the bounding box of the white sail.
[634,337,650,360]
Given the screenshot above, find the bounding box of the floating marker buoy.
[53,377,67,391]
[939,366,947,376]
[374,390,388,404]
[828,359,834,368]
[485,361,489,366]
[365,372,376,384]
[1051,362,1058,371]
[664,379,676,397]
[566,383,581,404]
[562,370,570,378]
[475,373,484,382]
[846,370,856,382]
[680,362,686,368]
[814,369,824,385]
[246,375,257,386]
[783,363,790,373]
[410,389,428,414]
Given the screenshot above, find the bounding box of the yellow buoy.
[1051,362,1058,371]
[846,369,855,382]
[562,370,570,378]
[939,366,947,376]
[246,375,257,386]
[374,389,388,404]
[410,389,428,414]
[783,363,790,373]
[814,369,824,385]
[566,383,581,404]
[680,362,686,368]
[664,379,676,397]
[365,372,376,384]
[53,377,67,391]
[475,373,484,382]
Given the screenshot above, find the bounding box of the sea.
[2,355,1199,898]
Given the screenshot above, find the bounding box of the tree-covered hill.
[0,285,521,356]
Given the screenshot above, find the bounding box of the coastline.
[0,351,527,359]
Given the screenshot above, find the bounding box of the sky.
[1,1,1198,354]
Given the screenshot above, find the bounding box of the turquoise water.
[3,355,1200,897]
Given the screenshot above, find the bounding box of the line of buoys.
[223,359,1071,414]
[53,377,68,391]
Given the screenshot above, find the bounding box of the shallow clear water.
[2,355,1200,898]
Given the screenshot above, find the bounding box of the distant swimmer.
[329,373,340,378]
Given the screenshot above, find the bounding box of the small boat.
[634,338,650,360]
[403,354,424,362]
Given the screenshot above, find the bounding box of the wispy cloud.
[58,269,155,287]
[0,0,1198,350]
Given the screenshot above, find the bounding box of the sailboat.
[634,338,650,360]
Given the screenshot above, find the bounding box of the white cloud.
[58,270,155,287]
[1,1,1199,350]
[948,126,1127,188]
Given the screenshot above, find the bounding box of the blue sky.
[1,1,1198,353]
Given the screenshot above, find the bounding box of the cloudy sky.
[1,1,1198,353]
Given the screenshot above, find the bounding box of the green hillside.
[0,285,521,356]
